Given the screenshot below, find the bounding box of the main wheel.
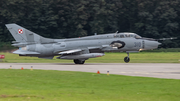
[79,60,85,64]
[73,59,85,64]
[74,59,79,64]
[124,57,130,63]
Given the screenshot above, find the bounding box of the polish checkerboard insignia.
[18,29,23,34]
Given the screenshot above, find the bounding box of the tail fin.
[5,24,54,43]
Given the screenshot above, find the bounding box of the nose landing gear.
[124,52,130,63]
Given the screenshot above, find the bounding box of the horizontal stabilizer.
[13,50,40,55]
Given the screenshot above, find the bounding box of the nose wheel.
[124,52,130,63]
[124,57,130,63]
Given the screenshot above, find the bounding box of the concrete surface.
[0,63,180,79]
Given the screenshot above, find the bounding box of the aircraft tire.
[79,60,85,64]
[124,57,130,63]
[74,59,79,64]
[73,59,85,64]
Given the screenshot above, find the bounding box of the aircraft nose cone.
[156,42,161,47]
[145,40,161,50]
[146,41,161,46]
[157,42,161,45]
[154,41,161,46]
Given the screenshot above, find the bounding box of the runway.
[0,63,180,79]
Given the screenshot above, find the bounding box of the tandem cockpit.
[114,32,142,39]
[63,32,142,41]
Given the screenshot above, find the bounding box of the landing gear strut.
[73,59,85,64]
[124,52,130,63]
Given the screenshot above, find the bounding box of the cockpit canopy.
[114,32,142,39]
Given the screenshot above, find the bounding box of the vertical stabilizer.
[6,24,40,43]
[5,24,54,43]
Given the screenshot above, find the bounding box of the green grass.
[0,52,180,63]
[144,48,180,52]
[0,69,180,101]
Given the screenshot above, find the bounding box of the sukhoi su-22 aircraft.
[6,24,161,64]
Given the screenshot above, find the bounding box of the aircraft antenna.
[115,31,118,34]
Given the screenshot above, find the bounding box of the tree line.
[0,0,180,48]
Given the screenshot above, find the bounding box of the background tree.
[0,0,179,48]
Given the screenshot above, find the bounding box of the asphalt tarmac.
[0,63,180,79]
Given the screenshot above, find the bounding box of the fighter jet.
[6,24,161,64]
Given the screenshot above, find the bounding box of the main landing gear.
[73,59,85,64]
[124,52,130,63]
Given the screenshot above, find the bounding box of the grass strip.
[0,69,180,101]
[0,52,180,63]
